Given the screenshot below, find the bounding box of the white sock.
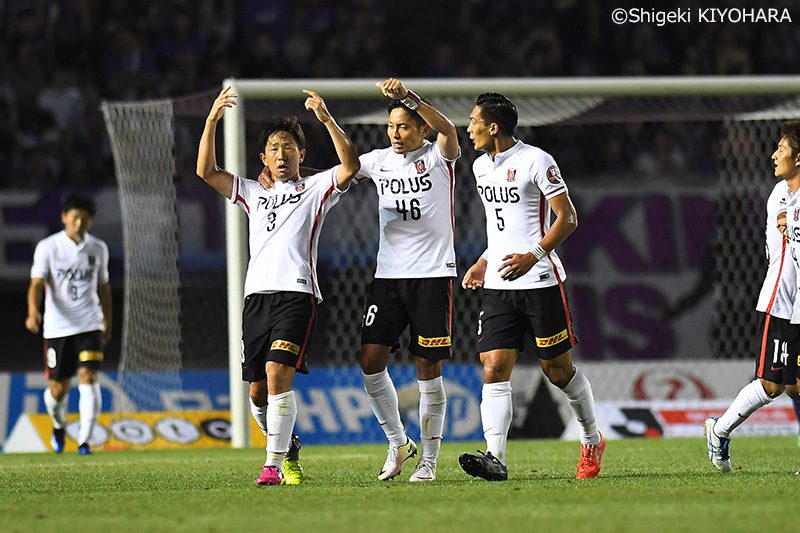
[78,383,101,445]
[481,381,512,464]
[363,369,406,448]
[715,379,773,438]
[265,391,296,468]
[418,376,446,465]
[249,398,268,437]
[561,368,601,445]
[44,388,68,429]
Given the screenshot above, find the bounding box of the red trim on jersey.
[539,192,576,345]
[297,295,317,371]
[757,238,787,377]
[447,161,455,246]
[234,178,250,214]
[308,181,336,297]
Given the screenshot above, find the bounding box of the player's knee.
[360,345,389,374]
[784,384,799,401]
[543,366,573,388]
[760,379,784,399]
[50,381,67,400]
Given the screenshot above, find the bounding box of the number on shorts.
[364,304,378,326]
[477,310,484,336]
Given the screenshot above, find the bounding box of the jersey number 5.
[494,208,505,231]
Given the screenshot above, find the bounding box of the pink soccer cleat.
[255,465,283,486]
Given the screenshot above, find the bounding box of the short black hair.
[781,118,800,156]
[62,192,96,216]
[259,116,306,151]
[475,92,518,136]
[387,99,427,127]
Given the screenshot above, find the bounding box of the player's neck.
[488,136,517,159]
[786,173,800,193]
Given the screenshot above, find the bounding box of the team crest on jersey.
[507,169,516,182]
[295,182,305,193]
[414,159,426,174]
[546,165,562,183]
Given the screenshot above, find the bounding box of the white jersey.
[354,140,458,278]
[780,183,800,322]
[474,140,568,290]
[230,169,346,301]
[30,231,109,339]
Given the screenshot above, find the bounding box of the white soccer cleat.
[378,437,417,480]
[409,460,436,482]
[704,417,731,473]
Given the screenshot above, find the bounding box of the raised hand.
[303,89,332,123]
[376,78,408,99]
[207,86,238,123]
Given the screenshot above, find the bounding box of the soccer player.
[25,192,111,455]
[352,78,459,482]
[705,120,800,472]
[459,92,605,481]
[196,86,359,486]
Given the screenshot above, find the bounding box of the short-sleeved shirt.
[229,169,347,301]
[31,231,109,339]
[354,140,458,279]
[781,182,800,322]
[759,180,796,320]
[473,140,568,290]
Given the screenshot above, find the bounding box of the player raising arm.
[350,78,459,483]
[197,86,359,487]
[459,92,604,481]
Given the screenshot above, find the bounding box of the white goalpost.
[102,76,800,449]
[222,75,800,447]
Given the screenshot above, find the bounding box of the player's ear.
[299,148,306,163]
[259,153,267,164]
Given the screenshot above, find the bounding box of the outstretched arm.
[498,192,578,281]
[196,86,237,198]
[303,89,360,189]
[377,78,459,160]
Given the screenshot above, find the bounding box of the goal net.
[101,77,800,445]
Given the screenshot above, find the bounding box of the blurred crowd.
[1,0,798,189]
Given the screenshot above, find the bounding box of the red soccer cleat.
[576,434,606,479]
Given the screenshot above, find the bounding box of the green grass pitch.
[1,437,798,532]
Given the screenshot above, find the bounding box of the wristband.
[401,90,421,110]
[531,245,547,261]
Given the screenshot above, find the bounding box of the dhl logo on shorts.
[535,330,568,348]
[79,350,104,362]
[271,340,300,355]
[418,335,451,348]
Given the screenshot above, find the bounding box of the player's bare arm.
[303,89,360,188]
[376,78,459,160]
[197,86,237,198]
[25,277,44,334]
[462,257,488,290]
[98,281,112,345]
[499,192,578,281]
